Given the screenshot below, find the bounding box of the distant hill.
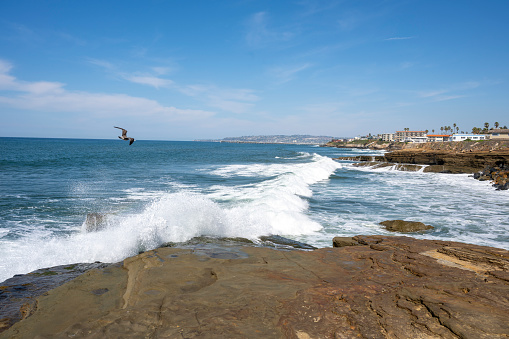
[195,135,337,145]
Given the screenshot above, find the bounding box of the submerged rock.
[2,236,509,338]
[380,219,434,233]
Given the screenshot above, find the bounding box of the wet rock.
[0,262,109,333]
[2,236,509,338]
[82,213,108,232]
[259,235,317,250]
[380,219,434,233]
[472,162,509,189]
[332,237,361,247]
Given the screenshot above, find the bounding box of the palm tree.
[440,127,444,133]
[432,129,435,133]
[495,122,500,129]
[453,123,457,133]
[456,126,459,134]
[484,122,490,130]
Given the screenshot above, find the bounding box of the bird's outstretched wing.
[114,126,128,137]
[129,138,135,145]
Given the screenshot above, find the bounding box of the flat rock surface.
[2,235,509,338]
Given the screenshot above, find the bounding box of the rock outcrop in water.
[474,164,509,190]
[379,220,434,232]
[2,236,509,338]
[82,213,108,232]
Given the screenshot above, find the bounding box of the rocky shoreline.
[333,140,509,190]
[1,235,509,338]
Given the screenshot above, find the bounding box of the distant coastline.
[195,135,338,145]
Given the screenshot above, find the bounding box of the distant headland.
[195,135,338,145]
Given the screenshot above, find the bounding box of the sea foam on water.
[0,152,341,282]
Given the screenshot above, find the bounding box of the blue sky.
[1,1,508,140]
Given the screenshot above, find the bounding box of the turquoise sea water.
[1,137,508,282]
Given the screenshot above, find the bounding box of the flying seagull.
[114,126,135,145]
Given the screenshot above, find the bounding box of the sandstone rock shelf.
[2,236,509,338]
[336,149,509,174]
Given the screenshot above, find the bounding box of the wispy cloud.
[3,22,42,43]
[267,63,312,84]
[0,59,213,121]
[245,12,293,48]
[385,36,415,41]
[180,85,259,114]
[296,0,339,18]
[417,81,480,102]
[87,58,175,89]
[122,74,174,89]
[86,58,116,70]
[87,58,259,113]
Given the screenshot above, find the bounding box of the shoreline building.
[450,134,487,142]
[486,129,509,140]
[381,133,395,142]
[427,134,451,142]
[395,130,426,142]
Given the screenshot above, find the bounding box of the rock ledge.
[2,236,509,338]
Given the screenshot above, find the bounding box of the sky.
[1,0,508,141]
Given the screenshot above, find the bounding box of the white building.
[450,134,487,141]
[381,133,395,142]
[426,134,451,142]
[403,136,428,143]
[395,131,426,142]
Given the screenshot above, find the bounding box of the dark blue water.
[1,137,508,281]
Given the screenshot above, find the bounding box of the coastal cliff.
[1,236,509,338]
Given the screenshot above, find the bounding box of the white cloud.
[0,60,214,121]
[86,58,259,113]
[123,75,174,89]
[385,36,415,41]
[0,61,66,94]
[0,60,13,73]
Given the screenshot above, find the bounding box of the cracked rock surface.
[2,235,509,338]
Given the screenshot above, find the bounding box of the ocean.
[1,137,508,282]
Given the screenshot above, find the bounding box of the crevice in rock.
[281,252,327,283]
[414,298,460,338]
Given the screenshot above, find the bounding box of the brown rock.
[382,149,509,173]
[332,237,360,247]
[380,219,434,232]
[2,236,509,338]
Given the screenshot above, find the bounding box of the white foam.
[304,163,509,250]
[0,153,341,282]
[0,229,9,239]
